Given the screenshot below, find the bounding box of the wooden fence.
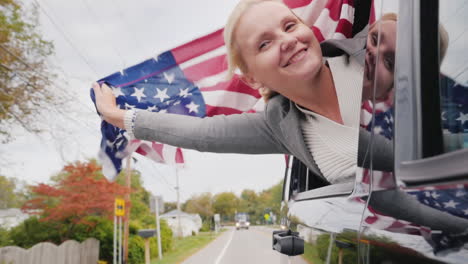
[0,238,99,264]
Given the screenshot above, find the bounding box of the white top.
[297,55,363,184]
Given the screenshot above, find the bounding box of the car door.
[360,0,468,263]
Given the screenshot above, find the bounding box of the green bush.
[128,235,145,264]
[8,217,61,248]
[200,220,211,232]
[0,226,12,247]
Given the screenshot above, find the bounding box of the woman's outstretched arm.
[92,82,288,155]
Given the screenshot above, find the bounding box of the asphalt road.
[182,226,307,264]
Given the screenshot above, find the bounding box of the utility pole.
[124,156,132,263]
[154,196,163,259]
[175,167,182,237]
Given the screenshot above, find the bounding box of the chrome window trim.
[292,182,354,201]
[283,157,292,203]
[394,0,422,173]
[399,148,468,184]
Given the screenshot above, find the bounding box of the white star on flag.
[164,72,175,84]
[125,103,135,109]
[464,209,468,215]
[443,199,459,209]
[179,88,191,98]
[431,192,441,199]
[113,87,125,97]
[154,88,170,102]
[147,105,157,112]
[455,190,466,197]
[131,87,146,102]
[456,112,468,125]
[373,126,383,134]
[186,101,200,113]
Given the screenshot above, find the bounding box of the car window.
[439,0,468,153]
[356,0,398,192]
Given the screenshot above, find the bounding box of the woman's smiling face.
[234,1,323,98]
[363,19,397,101]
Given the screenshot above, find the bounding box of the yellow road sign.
[115,198,125,216]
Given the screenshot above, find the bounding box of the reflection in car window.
[439,0,468,152]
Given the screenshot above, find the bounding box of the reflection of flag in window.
[90,0,357,180]
[361,184,468,253]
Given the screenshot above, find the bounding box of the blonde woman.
[93,0,392,185]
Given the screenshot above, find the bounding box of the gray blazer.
[133,26,393,183]
[134,95,393,183]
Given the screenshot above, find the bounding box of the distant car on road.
[235,212,250,230]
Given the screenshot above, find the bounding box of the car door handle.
[272,229,304,256]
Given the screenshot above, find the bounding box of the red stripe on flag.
[200,76,261,98]
[183,54,228,82]
[175,148,184,164]
[369,0,376,24]
[205,105,243,116]
[152,142,164,158]
[312,26,325,42]
[136,146,147,156]
[283,0,313,9]
[172,29,225,65]
[336,19,353,38]
[326,0,354,21]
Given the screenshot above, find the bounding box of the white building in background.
[0,208,29,229]
[160,210,202,237]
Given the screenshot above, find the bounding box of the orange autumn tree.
[22,160,130,228]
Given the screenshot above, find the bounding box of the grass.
[151,231,222,264]
[301,242,324,264]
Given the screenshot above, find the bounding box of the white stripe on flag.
[292,0,329,27]
[179,46,227,70]
[195,70,229,88]
[314,4,354,39]
[202,90,260,111]
[162,145,177,164]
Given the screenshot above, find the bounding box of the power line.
[79,0,127,68]
[109,0,148,56]
[33,0,99,78]
[0,44,51,82]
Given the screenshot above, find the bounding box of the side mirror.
[272,229,304,256]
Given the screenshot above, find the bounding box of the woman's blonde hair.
[371,12,449,62]
[224,0,283,101]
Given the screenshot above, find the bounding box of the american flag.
[91,0,358,180]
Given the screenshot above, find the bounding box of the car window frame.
[394,0,468,186]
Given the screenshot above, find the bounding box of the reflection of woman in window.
[362,13,397,103]
[93,0,392,185]
[361,13,450,141]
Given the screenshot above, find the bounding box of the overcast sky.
[0,0,287,203]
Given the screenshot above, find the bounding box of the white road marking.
[214,229,235,264]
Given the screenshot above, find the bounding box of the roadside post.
[214,214,220,233]
[138,229,157,264]
[150,195,164,259]
[114,198,125,264]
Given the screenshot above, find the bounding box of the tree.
[0,175,25,208]
[164,201,177,213]
[212,192,239,221]
[21,160,130,240]
[0,0,55,140]
[183,192,213,220]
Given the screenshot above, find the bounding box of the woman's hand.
[92,82,126,129]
